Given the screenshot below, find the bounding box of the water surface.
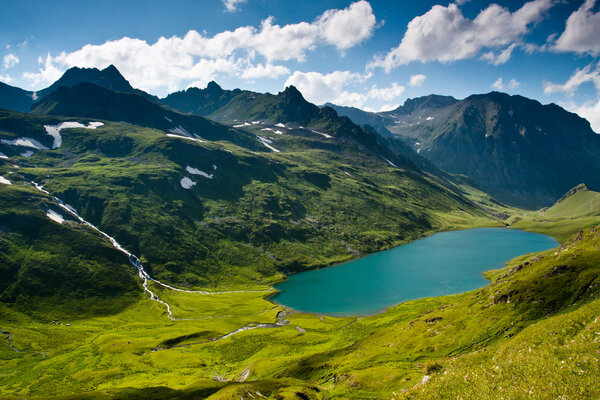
[272,228,558,316]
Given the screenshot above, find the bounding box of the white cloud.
[240,63,290,80]
[408,73,426,87]
[223,0,247,12]
[368,0,553,72]
[284,70,369,106]
[22,2,376,94]
[3,54,19,69]
[492,77,521,91]
[543,62,600,96]
[0,74,12,83]
[480,43,518,65]
[508,78,520,89]
[284,70,405,109]
[554,0,600,55]
[492,77,505,90]
[368,82,405,101]
[569,99,600,133]
[379,103,400,112]
[544,62,600,133]
[315,0,376,50]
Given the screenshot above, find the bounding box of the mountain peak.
[279,85,305,101]
[205,81,223,93]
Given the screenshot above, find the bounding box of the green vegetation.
[2,78,600,399]
[508,184,600,242]
[0,225,598,399]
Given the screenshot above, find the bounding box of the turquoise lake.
[271,228,559,316]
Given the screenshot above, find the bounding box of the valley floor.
[1,217,600,399]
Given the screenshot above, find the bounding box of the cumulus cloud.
[315,0,376,50]
[480,43,518,65]
[368,82,405,101]
[569,100,600,133]
[0,74,12,83]
[492,77,521,91]
[3,54,19,69]
[22,2,376,94]
[554,0,600,55]
[408,73,426,87]
[545,63,600,132]
[543,62,600,96]
[223,0,247,12]
[284,70,370,106]
[492,77,505,90]
[379,103,400,112]
[240,63,290,80]
[284,70,404,109]
[368,0,553,72]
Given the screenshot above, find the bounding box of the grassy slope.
[508,184,600,242]
[0,109,495,292]
[2,109,599,398]
[0,226,598,399]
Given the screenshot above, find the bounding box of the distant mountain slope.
[508,184,600,242]
[161,81,248,115]
[330,92,600,209]
[29,82,259,149]
[35,64,158,103]
[0,81,34,112]
[162,83,429,172]
[1,101,493,294]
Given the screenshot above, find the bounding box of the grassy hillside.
[0,107,496,294]
[0,222,598,399]
[509,184,600,242]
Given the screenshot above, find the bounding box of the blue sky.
[1,0,599,130]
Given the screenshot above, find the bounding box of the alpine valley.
[1,63,599,400]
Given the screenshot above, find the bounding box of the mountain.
[2,81,491,293]
[0,81,35,112]
[331,92,600,209]
[161,81,247,115]
[0,65,158,113]
[30,82,259,149]
[162,83,432,172]
[323,102,395,137]
[35,64,158,103]
[508,183,600,242]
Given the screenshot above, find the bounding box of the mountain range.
[1,65,600,399]
[328,93,600,208]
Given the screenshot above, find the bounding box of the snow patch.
[166,134,205,143]
[31,92,38,101]
[180,177,196,189]
[274,123,286,128]
[426,116,434,121]
[261,127,273,132]
[383,157,398,168]
[251,121,261,125]
[46,210,64,224]
[186,166,213,179]
[311,130,332,139]
[257,136,280,152]
[0,152,8,159]
[20,151,34,157]
[43,121,104,149]
[274,130,283,135]
[164,116,173,122]
[169,126,192,137]
[0,176,11,185]
[213,164,217,170]
[233,122,251,128]
[1,137,48,150]
[343,171,352,176]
